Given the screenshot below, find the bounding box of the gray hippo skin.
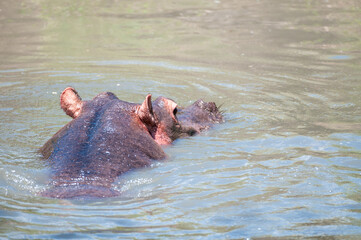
[40,87,223,199]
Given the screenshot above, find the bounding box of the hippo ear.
[136,94,156,127]
[60,87,83,118]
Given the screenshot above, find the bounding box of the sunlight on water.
[327,55,353,60]
[0,0,361,239]
[90,60,212,72]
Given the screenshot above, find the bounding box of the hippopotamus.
[39,87,223,199]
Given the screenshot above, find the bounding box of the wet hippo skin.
[40,87,223,199]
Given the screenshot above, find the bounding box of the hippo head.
[136,95,223,144]
[59,87,223,146]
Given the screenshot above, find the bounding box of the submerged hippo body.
[40,87,223,199]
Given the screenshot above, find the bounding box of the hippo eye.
[173,107,178,116]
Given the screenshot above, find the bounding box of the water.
[1,0,361,239]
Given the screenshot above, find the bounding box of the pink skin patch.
[154,124,173,145]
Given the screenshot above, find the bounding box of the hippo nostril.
[207,102,217,112]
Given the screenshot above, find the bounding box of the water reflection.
[0,0,361,239]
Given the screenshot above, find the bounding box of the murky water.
[1,0,361,239]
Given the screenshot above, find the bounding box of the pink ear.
[136,94,156,127]
[60,87,83,118]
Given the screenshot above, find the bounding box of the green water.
[0,0,360,239]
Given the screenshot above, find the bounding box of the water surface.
[0,0,361,239]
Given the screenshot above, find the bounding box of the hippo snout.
[177,99,223,135]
